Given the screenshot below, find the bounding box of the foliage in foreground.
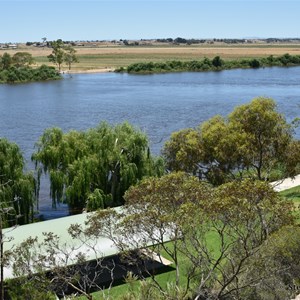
[163,97,300,185]
[4,172,299,299]
[119,53,300,74]
[82,172,294,299]
[237,225,300,299]
[0,138,36,226]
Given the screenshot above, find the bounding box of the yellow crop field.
[3,43,300,73]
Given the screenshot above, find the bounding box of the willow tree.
[32,122,165,213]
[0,139,36,226]
[163,97,300,185]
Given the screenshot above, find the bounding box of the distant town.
[1,37,300,50]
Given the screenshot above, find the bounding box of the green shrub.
[124,54,300,74]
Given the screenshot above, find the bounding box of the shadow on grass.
[283,191,300,198]
[57,252,175,298]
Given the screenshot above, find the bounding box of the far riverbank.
[64,67,115,74]
[7,43,300,73]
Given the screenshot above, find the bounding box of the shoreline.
[61,68,115,74]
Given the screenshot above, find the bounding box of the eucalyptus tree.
[12,52,34,68]
[163,97,300,185]
[237,225,300,300]
[83,172,293,299]
[32,122,164,213]
[64,45,78,70]
[47,39,65,72]
[0,53,12,70]
[48,39,78,72]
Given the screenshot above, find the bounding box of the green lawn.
[279,185,300,214]
[75,229,224,299]
[75,187,300,299]
[280,185,300,203]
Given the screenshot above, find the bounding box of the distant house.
[8,44,17,49]
[0,44,9,49]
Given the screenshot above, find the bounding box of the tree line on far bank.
[116,53,300,74]
[0,39,78,84]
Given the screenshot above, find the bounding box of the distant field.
[2,44,300,72]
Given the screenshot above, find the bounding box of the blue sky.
[0,0,299,43]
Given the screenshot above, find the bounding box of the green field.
[75,185,300,300]
[6,43,300,72]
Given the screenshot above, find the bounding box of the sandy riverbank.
[61,67,115,74]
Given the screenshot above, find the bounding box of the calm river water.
[1,67,300,218]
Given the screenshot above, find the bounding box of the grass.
[279,186,300,225]
[279,185,300,210]
[74,186,300,299]
[5,43,300,72]
[75,229,224,299]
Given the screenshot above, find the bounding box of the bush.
[33,65,60,81]
[124,54,300,74]
[249,59,260,68]
[0,64,60,84]
[212,56,224,68]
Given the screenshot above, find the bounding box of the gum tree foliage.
[1,52,34,70]
[0,53,12,70]
[47,39,65,72]
[163,97,300,185]
[11,52,34,68]
[0,139,36,226]
[237,225,300,300]
[47,39,78,71]
[32,122,164,213]
[64,45,79,70]
[83,172,293,299]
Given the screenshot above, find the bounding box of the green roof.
[3,209,120,280]
[3,207,172,280]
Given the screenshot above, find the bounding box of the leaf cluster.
[0,139,36,226]
[32,122,164,213]
[47,40,78,71]
[83,173,294,299]
[163,97,300,185]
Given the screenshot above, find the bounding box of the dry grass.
[3,44,300,72]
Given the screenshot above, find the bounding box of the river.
[1,67,300,218]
